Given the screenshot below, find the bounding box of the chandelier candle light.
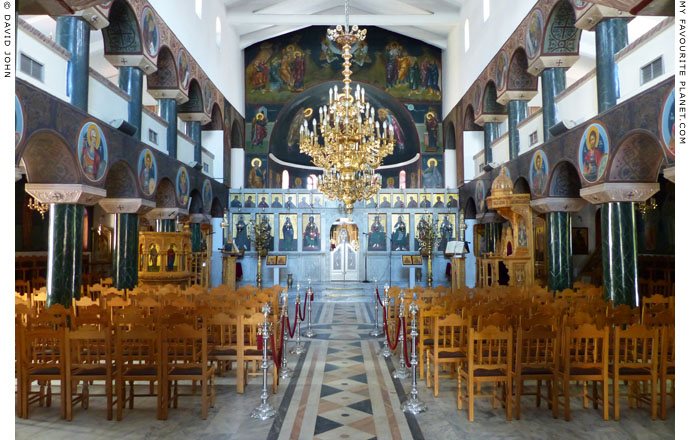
[299,3,396,213]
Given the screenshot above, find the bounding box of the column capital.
[580,182,659,205]
[25,183,106,205]
[189,213,212,224]
[530,197,587,214]
[146,207,189,221]
[99,198,155,214]
[663,166,675,183]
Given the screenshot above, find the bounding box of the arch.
[445,122,456,150]
[482,81,507,115]
[104,160,138,198]
[507,48,538,92]
[514,176,531,195]
[210,197,224,217]
[188,189,203,214]
[230,120,243,148]
[607,130,665,182]
[281,170,289,189]
[178,79,203,113]
[542,0,581,56]
[147,45,177,90]
[463,105,482,131]
[548,160,581,197]
[21,130,80,184]
[103,0,142,55]
[465,197,477,219]
[203,103,223,130]
[155,178,177,208]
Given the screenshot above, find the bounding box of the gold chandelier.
[299,4,396,213]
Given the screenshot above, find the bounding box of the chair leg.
[506,377,512,421]
[515,378,522,420]
[116,378,123,421]
[536,380,541,408]
[552,376,559,419]
[434,362,439,397]
[614,376,620,421]
[106,377,113,421]
[651,375,658,420]
[457,376,462,410]
[564,376,571,421]
[660,376,667,420]
[201,376,208,420]
[582,381,588,409]
[426,353,431,389]
[603,375,609,421]
[593,380,599,410]
[129,381,134,409]
[468,376,474,422]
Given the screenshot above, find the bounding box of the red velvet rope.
[298,290,309,321]
[286,303,298,338]
[382,307,402,350]
[375,287,384,307]
[257,333,263,351]
[402,317,411,368]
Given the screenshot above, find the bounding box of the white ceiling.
[223,0,464,49]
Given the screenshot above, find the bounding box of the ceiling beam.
[240,25,311,49]
[225,13,459,26]
[378,25,447,49]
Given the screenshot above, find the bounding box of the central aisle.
[277,302,419,440]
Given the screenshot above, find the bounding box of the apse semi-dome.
[269,80,420,168]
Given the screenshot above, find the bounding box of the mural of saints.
[368,214,387,251]
[138,149,157,196]
[279,214,297,251]
[141,7,159,57]
[251,107,268,147]
[530,150,548,196]
[422,157,443,188]
[303,214,321,251]
[425,111,439,151]
[234,214,251,251]
[248,158,265,188]
[391,215,410,251]
[578,123,609,183]
[176,167,189,205]
[78,122,108,182]
[377,108,404,154]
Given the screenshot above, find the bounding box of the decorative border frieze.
[25,184,107,205]
[579,182,660,204]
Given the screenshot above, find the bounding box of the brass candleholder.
[417,214,439,287]
[250,215,272,289]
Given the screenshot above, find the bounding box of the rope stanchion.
[382,308,402,350]
[402,301,427,414]
[377,286,393,357]
[251,303,276,420]
[393,291,411,379]
[290,285,306,355]
[279,296,293,379]
[370,282,383,337]
[402,317,411,368]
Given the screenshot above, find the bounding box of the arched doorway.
[329,219,359,281]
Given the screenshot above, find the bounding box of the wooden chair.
[606,304,639,327]
[642,294,673,323]
[15,279,31,296]
[514,325,559,419]
[610,324,658,421]
[160,323,215,420]
[207,312,242,391]
[18,309,69,419]
[65,315,115,420]
[418,306,445,380]
[457,325,513,421]
[660,325,675,420]
[426,313,467,397]
[555,324,609,421]
[114,313,163,420]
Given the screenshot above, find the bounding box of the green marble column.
[547,211,573,292]
[190,121,202,165]
[118,66,144,139]
[56,17,90,111]
[601,202,639,307]
[47,204,84,308]
[595,19,628,113]
[508,100,528,160]
[483,122,499,164]
[486,222,501,254]
[541,68,566,142]
[159,98,178,158]
[112,213,139,290]
[161,219,176,232]
[190,223,202,252]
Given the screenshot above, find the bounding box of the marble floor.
[16,294,675,440]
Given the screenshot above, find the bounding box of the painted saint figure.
[281,217,295,251]
[439,215,454,252]
[230,195,242,208]
[251,110,268,146]
[81,124,105,181]
[258,196,269,208]
[392,216,409,251]
[393,196,404,208]
[248,158,265,188]
[369,216,387,251]
[583,126,604,182]
[235,215,250,251]
[420,196,431,208]
[139,150,156,195]
[303,216,320,251]
[422,158,443,188]
[447,195,458,208]
[166,244,176,272]
[425,111,439,151]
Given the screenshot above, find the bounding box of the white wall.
[556,75,597,126]
[202,130,224,180]
[87,76,129,126]
[148,0,245,115]
[463,131,483,182]
[177,134,195,165]
[491,135,509,166]
[141,112,168,153]
[442,0,538,118]
[17,27,69,102]
[444,149,457,189]
[230,148,245,188]
[518,113,543,155]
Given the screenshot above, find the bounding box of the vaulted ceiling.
[223,0,465,49]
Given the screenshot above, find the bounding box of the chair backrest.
[613,324,658,372]
[477,312,510,330]
[15,279,31,295]
[661,325,675,375]
[606,304,639,327]
[242,313,266,351]
[516,324,558,371]
[67,316,112,373]
[642,294,673,317]
[162,323,207,368]
[24,310,68,371]
[433,313,467,352]
[643,308,674,328]
[468,325,513,372]
[563,323,609,370]
[114,316,160,367]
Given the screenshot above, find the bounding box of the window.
[529,131,539,146]
[19,53,44,82]
[483,0,490,21]
[640,56,663,85]
[203,162,209,173]
[215,17,222,48]
[399,170,406,189]
[281,170,289,189]
[195,0,202,19]
[464,19,470,52]
[307,174,318,190]
[148,129,158,145]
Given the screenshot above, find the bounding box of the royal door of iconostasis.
[329,220,359,281]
